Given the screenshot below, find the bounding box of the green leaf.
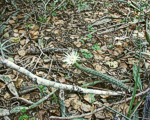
[133,64,142,91]
[145,30,150,44]
[80,40,84,44]
[87,34,92,38]
[21,108,26,113]
[23,114,29,119]
[19,116,23,120]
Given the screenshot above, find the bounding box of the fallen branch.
[0,57,125,95]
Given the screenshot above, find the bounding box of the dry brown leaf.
[84,94,93,103]
[95,111,105,119]
[95,64,102,72]
[74,68,81,74]
[71,99,81,110]
[36,71,46,77]
[115,41,123,47]
[44,37,50,40]
[4,92,11,99]
[119,63,128,72]
[54,30,61,34]
[55,20,64,25]
[119,103,129,114]
[0,82,4,88]
[70,35,80,39]
[68,94,79,99]
[100,94,109,99]
[93,53,103,60]
[30,24,39,31]
[29,30,39,37]
[36,110,47,120]
[18,49,26,56]
[73,41,81,47]
[13,29,18,33]
[9,20,15,24]
[145,62,150,69]
[20,39,26,45]
[22,94,30,100]
[13,33,19,37]
[128,58,139,65]
[65,99,71,107]
[15,78,23,88]
[58,77,66,83]
[81,103,91,112]
[84,18,94,22]
[104,56,110,61]
[19,30,25,34]
[50,110,60,116]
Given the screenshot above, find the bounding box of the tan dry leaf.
[18,49,26,56]
[115,41,123,47]
[50,110,60,116]
[100,94,109,99]
[19,30,25,34]
[73,41,81,47]
[22,94,30,100]
[0,82,4,88]
[36,110,47,120]
[46,29,52,32]
[84,18,94,22]
[70,35,79,39]
[55,20,64,25]
[58,77,66,83]
[119,63,127,72]
[104,56,110,61]
[119,103,129,114]
[44,37,50,40]
[65,99,71,107]
[101,45,108,51]
[93,52,104,60]
[29,30,39,37]
[95,64,102,72]
[84,94,95,103]
[113,47,124,56]
[36,71,46,77]
[13,29,18,33]
[74,68,81,74]
[30,24,39,31]
[54,29,61,34]
[13,33,19,37]
[81,103,91,112]
[20,39,26,45]
[128,58,139,65]
[71,99,81,110]
[15,78,23,88]
[9,20,15,24]
[95,111,105,119]
[4,92,11,99]
[68,94,79,99]
[145,62,150,69]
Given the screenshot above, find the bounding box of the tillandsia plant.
[63,50,134,92]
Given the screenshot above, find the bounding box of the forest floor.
[0,0,150,120]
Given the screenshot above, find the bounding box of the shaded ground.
[0,0,150,119]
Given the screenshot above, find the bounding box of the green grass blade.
[127,39,142,118]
